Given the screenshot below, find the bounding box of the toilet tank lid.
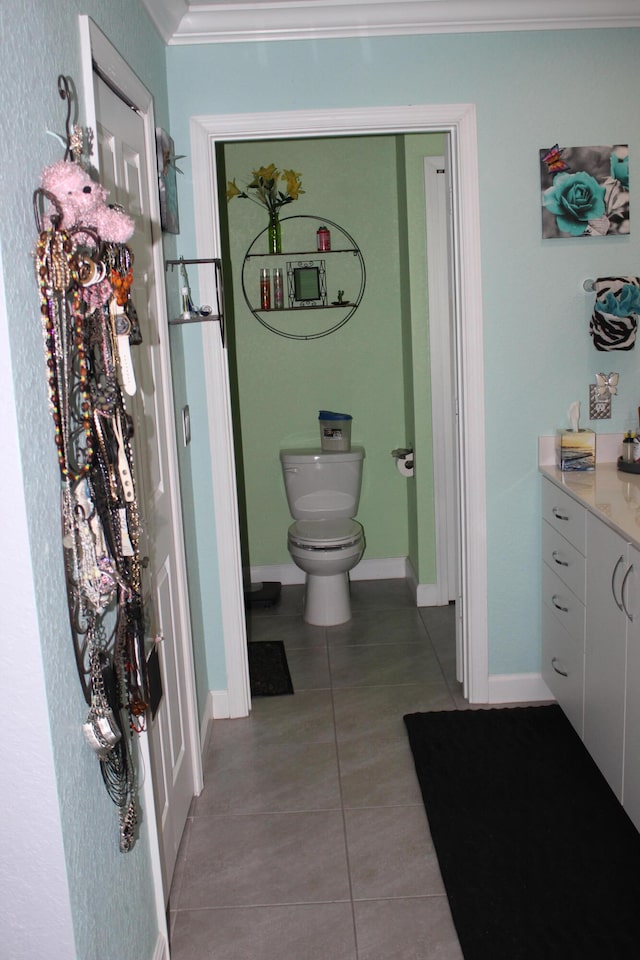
[280,445,365,464]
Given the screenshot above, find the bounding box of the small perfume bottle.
[260,268,271,310]
[317,225,331,251]
[273,267,284,309]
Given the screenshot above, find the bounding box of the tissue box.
[556,429,595,471]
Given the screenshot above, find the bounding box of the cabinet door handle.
[552,507,569,522]
[552,550,569,567]
[622,563,635,622]
[612,555,625,611]
[551,657,568,677]
[551,595,569,613]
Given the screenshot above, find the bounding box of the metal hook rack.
[165,257,225,346]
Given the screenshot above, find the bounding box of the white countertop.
[540,461,640,548]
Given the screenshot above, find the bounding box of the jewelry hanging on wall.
[33,75,147,852]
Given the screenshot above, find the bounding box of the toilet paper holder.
[391,447,414,476]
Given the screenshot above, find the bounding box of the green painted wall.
[224,135,411,566]
[224,132,445,580]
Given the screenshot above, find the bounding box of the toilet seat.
[288,519,363,551]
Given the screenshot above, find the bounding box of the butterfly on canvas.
[595,372,619,397]
[541,144,570,175]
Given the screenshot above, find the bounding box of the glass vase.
[268,210,282,255]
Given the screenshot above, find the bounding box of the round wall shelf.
[241,214,366,340]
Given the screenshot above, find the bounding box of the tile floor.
[168,579,470,959]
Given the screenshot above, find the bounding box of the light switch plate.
[589,384,611,419]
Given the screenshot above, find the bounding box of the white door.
[424,155,463,680]
[94,75,200,897]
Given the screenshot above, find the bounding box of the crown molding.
[141,0,640,45]
[142,0,188,42]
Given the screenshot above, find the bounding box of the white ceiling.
[141,0,640,45]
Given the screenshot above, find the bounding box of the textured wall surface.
[0,2,170,957]
[167,27,640,678]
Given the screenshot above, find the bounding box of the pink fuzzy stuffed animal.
[40,160,134,244]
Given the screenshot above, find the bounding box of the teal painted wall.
[167,28,640,681]
[1,2,167,956]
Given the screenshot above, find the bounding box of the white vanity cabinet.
[541,469,640,833]
[584,513,633,801]
[623,561,640,830]
[541,480,586,735]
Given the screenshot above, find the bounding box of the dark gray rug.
[247,640,293,697]
[404,704,640,960]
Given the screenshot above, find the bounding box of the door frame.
[190,104,489,704]
[79,12,204,927]
[424,154,458,609]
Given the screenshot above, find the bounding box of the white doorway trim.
[191,103,488,705]
[424,155,458,608]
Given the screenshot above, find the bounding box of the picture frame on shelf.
[287,259,327,307]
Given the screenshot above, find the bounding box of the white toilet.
[280,446,366,626]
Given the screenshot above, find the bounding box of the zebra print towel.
[590,276,640,351]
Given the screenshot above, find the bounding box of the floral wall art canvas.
[540,144,629,238]
[156,127,180,234]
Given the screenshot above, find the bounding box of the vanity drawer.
[542,480,586,555]
[542,562,585,644]
[541,602,584,737]
[542,520,586,603]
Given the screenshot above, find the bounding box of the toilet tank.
[280,446,365,520]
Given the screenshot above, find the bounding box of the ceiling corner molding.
[142,0,189,43]
[141,0,640,45]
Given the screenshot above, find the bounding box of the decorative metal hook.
[33,187,63,233]
[58,74,74,162]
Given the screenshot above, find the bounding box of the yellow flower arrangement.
[226,163,304,215]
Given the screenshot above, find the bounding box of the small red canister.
[316,225,331,251]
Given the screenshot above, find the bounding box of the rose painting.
[540,144,629,238]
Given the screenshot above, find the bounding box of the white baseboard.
[487,672,555,704]
[250,558,443,602]
[151,933,169,960]
[199,690,231,757]
[209,689,232,721]
[250,556,412,586]
[415,582,445,606]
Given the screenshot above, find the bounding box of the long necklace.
[35,206,148,851]
[36,228,94,481]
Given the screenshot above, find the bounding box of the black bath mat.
[247,640,294,697]
[404,704,640,960]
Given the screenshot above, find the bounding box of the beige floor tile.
[169,583,467,960]
[327,607,429,646]
[178,811,351,909]
[209,689,336,747]
[170,903,358,960]
[329,639,442,688]
[192,739,341,815]
[345,806,446,899]
[349,578,415,610]
[333,682,455,744]
[338,736,424,808]
[354,897,464,960]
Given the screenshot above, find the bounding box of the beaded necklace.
[36,228,94,481]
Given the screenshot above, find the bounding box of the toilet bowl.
[287,518,365,626]
[280,447,365,626]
